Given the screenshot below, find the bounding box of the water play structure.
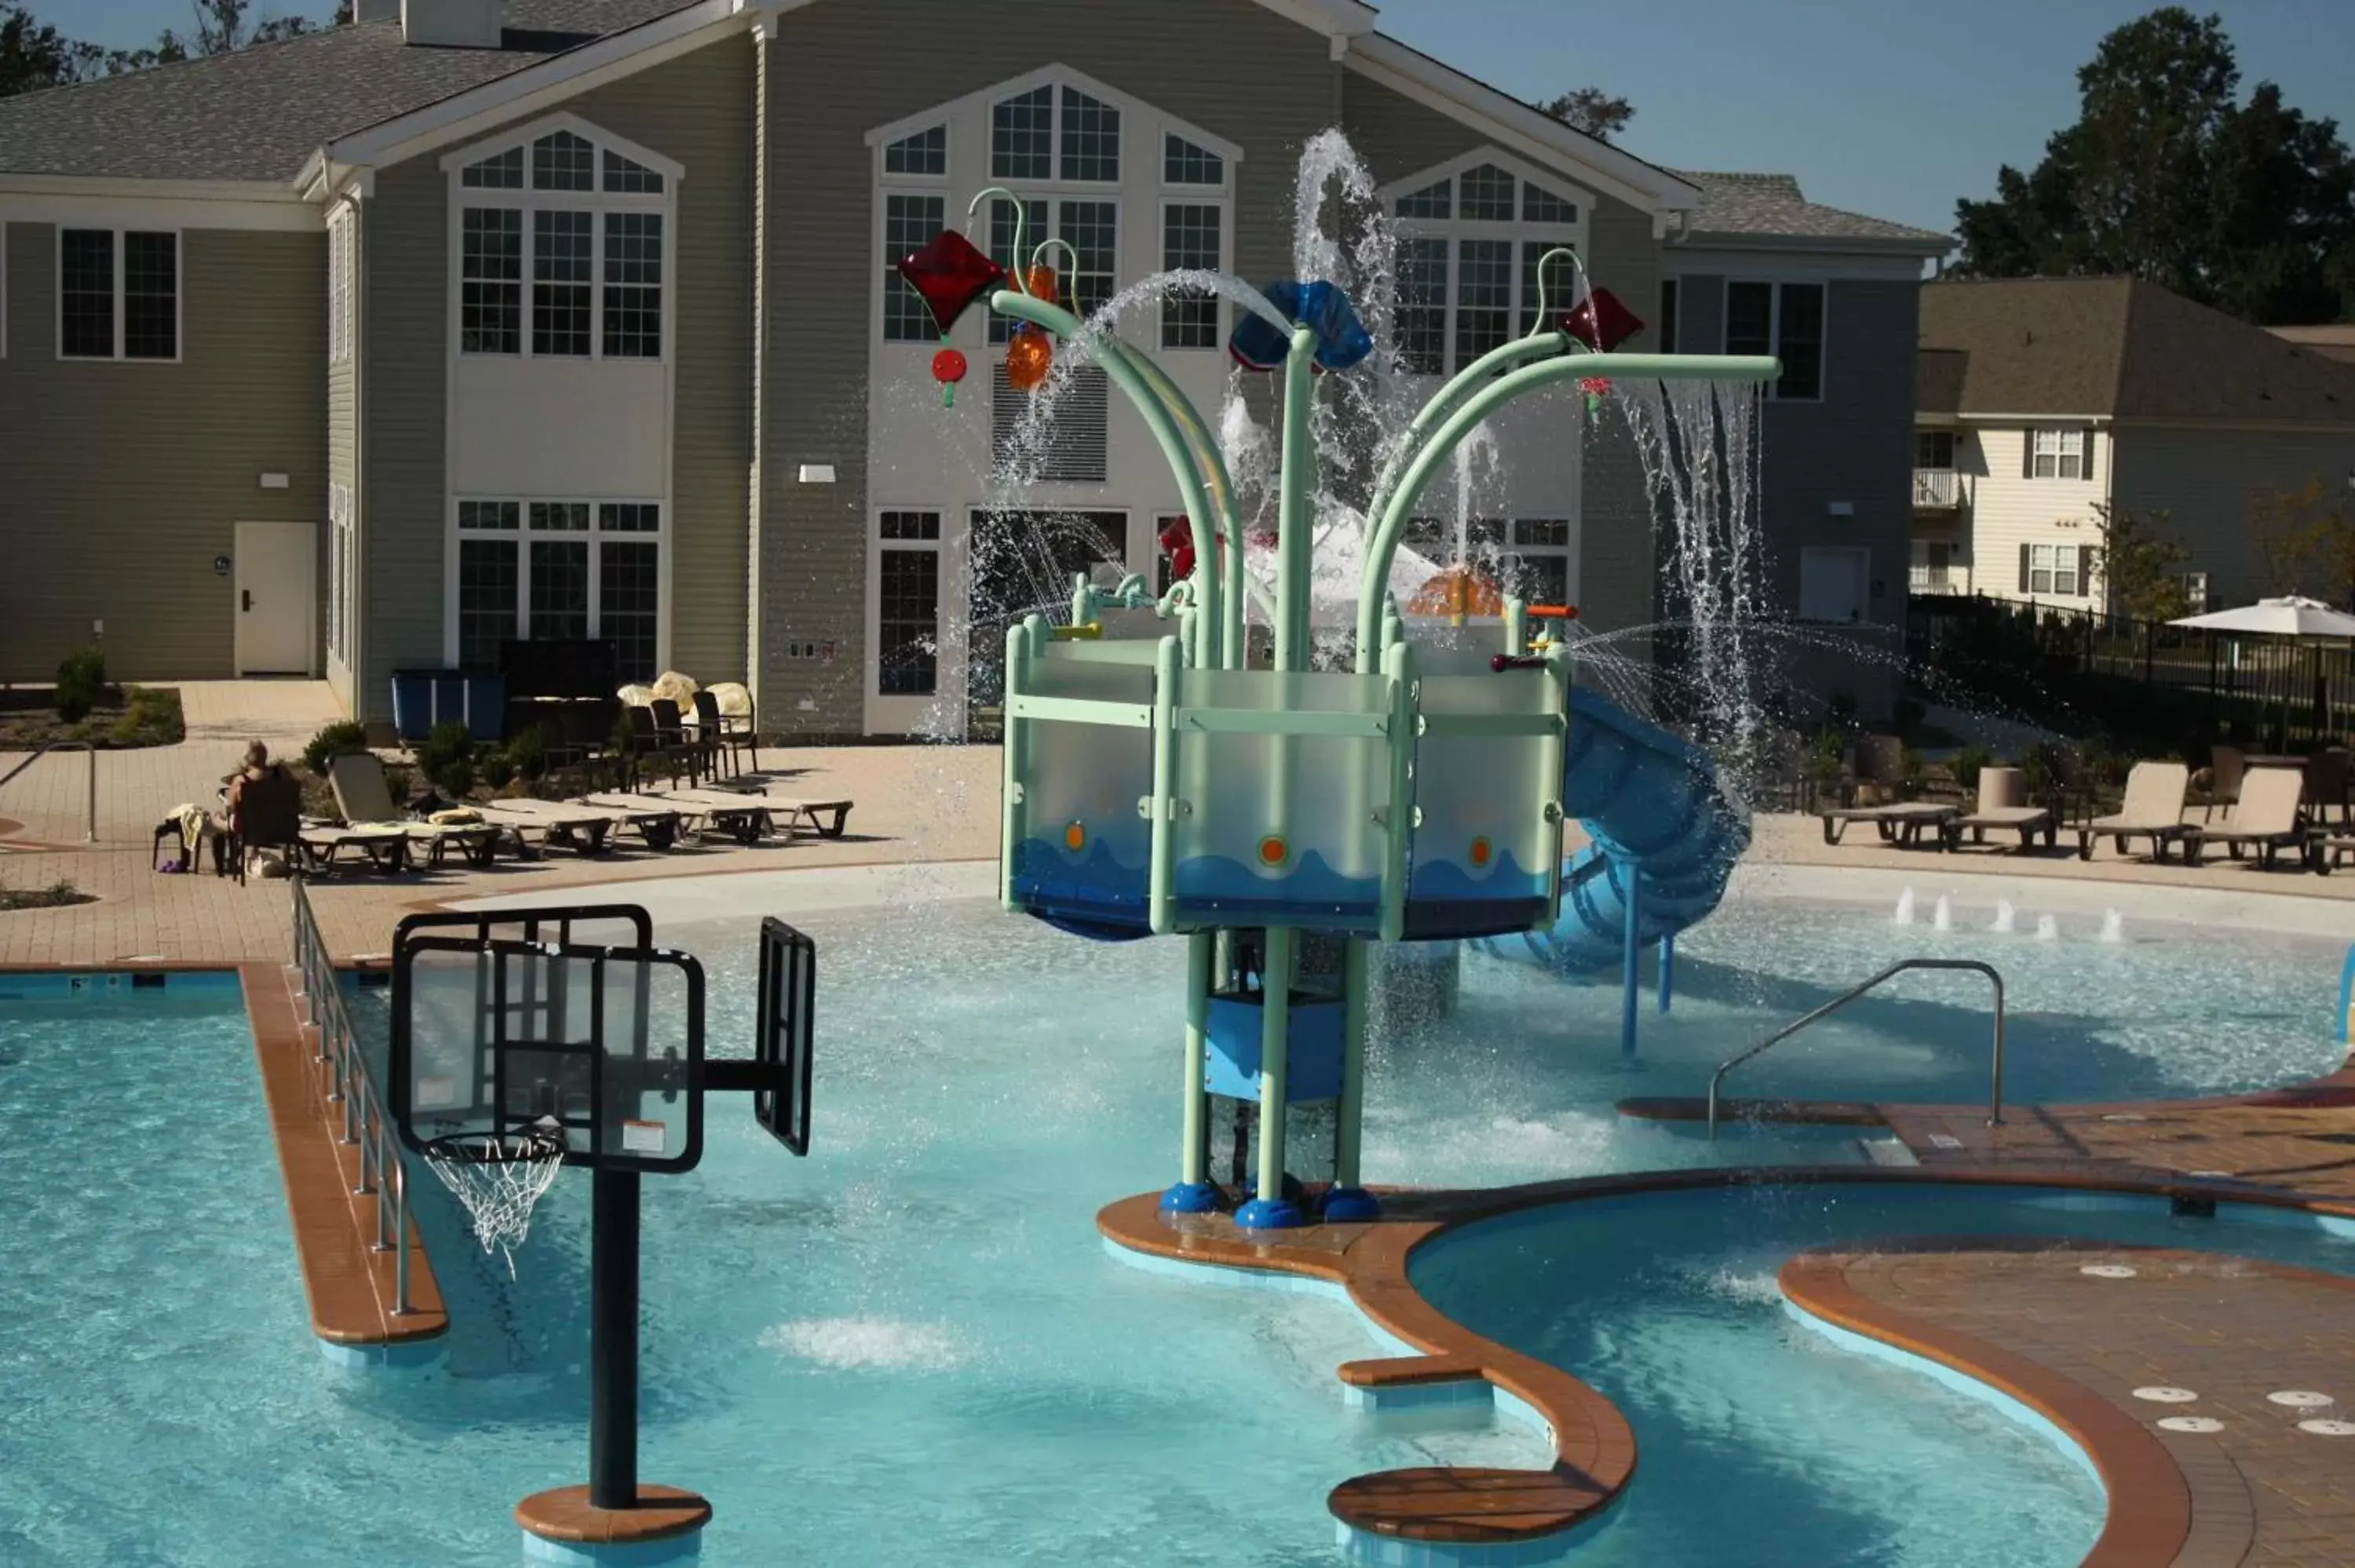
[902,171,1779,1228]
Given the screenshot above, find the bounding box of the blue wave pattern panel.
[1477,687,1751,969]
[1172,849,1382,927]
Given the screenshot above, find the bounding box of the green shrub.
[417,720,473,793]
[1898,746,1926,801]
[303,720,369,775]
[383,765,414,806]
[507,725,549,782]
[54,646,107,723]
[479,752,516,789]
[1953,744,1992,793]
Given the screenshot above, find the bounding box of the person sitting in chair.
[213,742,303,879]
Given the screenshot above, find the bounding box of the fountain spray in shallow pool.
[1991,899,2016,934]
[2101,910,2125,943]
[1893,888,1916,925]
[1932,895,1952,932]
[2035,915,2061,941]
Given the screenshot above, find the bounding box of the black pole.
[590,1168,641,1511]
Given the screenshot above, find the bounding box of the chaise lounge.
[2073,760,2192,862]
[2182,767,2319,870]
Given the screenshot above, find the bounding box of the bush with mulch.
[0,878,93,912]
[0,685,184,749]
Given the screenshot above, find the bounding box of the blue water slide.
[1477,687,1750,970]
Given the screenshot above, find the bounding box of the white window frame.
[1156,195,1227,351]
[871,506,948,702]
[327,483,356,669]
[445,495,668,673]
[1722,279,1826,402]
[985,81,1124,188]
[1502,517,1575,609]
[1378,148,1593,378]
[439,113,681,364]
[2028,542,2080,597]
[1159,132,1229,192]
[2030,426,2086,480]
[55,227,182,363]
[327,205,355,366]
[878,121,951,184]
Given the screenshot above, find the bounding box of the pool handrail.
[1707,957,2007,1139]
[290,875,413,1316]
[0,739,97,843]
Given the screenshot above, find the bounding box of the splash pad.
[900,164,1777,1231]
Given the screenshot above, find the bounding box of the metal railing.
[0,740,97,843]
[1912,468,1963,509]
[1707,958,2007,1138]
[290,876,412,1315]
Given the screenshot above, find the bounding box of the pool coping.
[240,961,449,1356]
[1098,1165,2355,1561]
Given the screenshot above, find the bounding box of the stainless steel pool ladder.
[290,877,414,1316]
[0,740,98,843]
[1706,958,2006,1140]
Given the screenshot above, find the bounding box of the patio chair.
[474,798,623,856]
[225,766,306,885]
[2304,748,2349,827]
[589,787,772,845]
[2182,766,2318,870]
[325,753,498,867]
[2072,761,2192,862]
[1938,769,2054,852]
[650,698,714,784]
[2196,745,2245,822]
[495,794,681,852]
[618,703,701,789]
[692,689,758,780]
[704,781,856,838]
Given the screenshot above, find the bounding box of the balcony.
[1913,468,1965,514]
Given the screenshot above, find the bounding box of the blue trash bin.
[460,673,508,743]
[389,670,437,742]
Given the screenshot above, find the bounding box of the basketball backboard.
[753,917,816,1157]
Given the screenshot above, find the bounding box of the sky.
[56,0,2355,239]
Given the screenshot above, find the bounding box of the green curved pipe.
[1121,352,1253,669]
[991,289,1234,669]
[1354,351,1781,669]
[1364,330,1574,532]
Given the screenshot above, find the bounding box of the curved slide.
[1477,687,1751,971]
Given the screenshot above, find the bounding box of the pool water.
[0,892,2343,1564]
[1411,1182,2355,1568]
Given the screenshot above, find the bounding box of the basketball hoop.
[421,1116,569,1274]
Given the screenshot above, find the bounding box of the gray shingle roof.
[0,2,696,184]
[1669,170,1951,249]
[1919,276,2355,423]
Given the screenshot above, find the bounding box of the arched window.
[1384,153,1591,377]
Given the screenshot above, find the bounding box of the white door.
[233,521,317,676]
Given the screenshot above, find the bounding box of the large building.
[0,0,1947,736]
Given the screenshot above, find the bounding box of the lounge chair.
[2196,745,2245,822]
[474,800,618,856]
[586,788,770,845]
[2182,767,2317,869]
[484,796,679,852]
[1817,800,1955,847]
[327,753,499,866]
[706,782,855,838]
[298,821,414,875]
[225,766,306,884]
[1939,769,2054,852]
[2073,761,2192,862]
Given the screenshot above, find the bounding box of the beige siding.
[356,38,756,725]
[2108,425,2355,603]
[1952,423,2111,607]
[758,0,1335,734]
[327,235,357,711]
[0,222,326,681]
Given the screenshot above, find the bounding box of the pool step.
[1854,1136,1919,1168]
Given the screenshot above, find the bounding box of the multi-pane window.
[1725,280,1825,399]
[1161,203,1221,348]
[986,196,1047,345]
[327,483,354,667]
[882,124,946,177]
[991,86,1053,180]
[1391,162,1584,375]
[877,510,943,697]
[603,213,662,359]
[883,193,947,341]
[2030,427,2086,480]
[1059,87,1120,181]
[2027,542,2080,596]
[328,207,355,365]
[1058,199,1117,319]
[456,498,663,679]
[1506,518,1572,607]
[1164,133,1222,187]
[1916,430,1956,469]
[454,124,670,360]
[531,210,593,356]
[59,229,177,360]
[462,208,524,354]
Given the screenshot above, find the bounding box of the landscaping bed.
[0,879,94,913]
[0,685,184,750]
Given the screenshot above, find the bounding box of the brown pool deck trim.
[515,1484,711,1550]
[1782,1239,2355,1566]
[241,961,447,1348]
[1102,1163,2355,1557]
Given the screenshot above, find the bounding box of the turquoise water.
[0,896,2343,1564]
[1411,1183,2355,1568]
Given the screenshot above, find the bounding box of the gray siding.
[0,221,326,681]
[758,0,1336,734]
[357,37,755,726]
[2109,424,2355,604]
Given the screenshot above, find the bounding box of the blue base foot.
[1234,1197,1305,1231]
[1319,1187,1382,1222]
[1159,1181,1221,1215]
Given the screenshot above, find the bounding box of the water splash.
[1893,888,1916,925]
[1931,895,1952,932]
[2100,910,2124,943]
[2035,914,2060,942]
[1991,899,2016,934]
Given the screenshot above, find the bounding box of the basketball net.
[422,1116,569,1275]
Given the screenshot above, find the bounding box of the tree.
[2087,500,2193,622]
[2245,479,2342,596]
[1952,7,2355,326]
[0,4,107,95]
[1539,86,1634,144]
[109,2,333,73]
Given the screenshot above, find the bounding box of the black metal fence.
[1908,594,2355,751]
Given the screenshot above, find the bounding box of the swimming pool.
[1408,1181,2355,1568]
[1,883,2344,1564]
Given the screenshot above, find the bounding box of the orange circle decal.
[1064,821,1086,852]
[1258,835,1287,867]
[1470,835,1493,868]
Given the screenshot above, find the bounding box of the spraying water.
[2035,915,2060,942]
[2100,910,2124,943]
[1892,888,1916,926]
[1931,895,1952,932]
[1991,899,2016,934]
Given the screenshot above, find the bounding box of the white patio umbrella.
[2167,595,2355,638]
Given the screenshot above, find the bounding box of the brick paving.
[1783,1241,2355,1566]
